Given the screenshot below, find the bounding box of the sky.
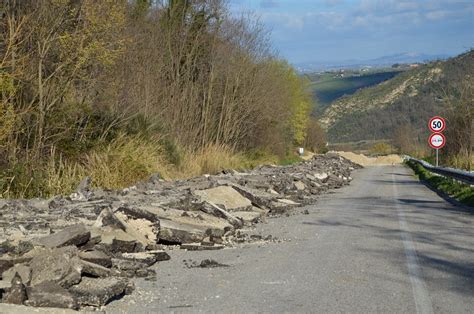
[229,0,474,64]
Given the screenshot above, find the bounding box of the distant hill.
[318,50,474,143]
[296,52,451,72]
[310,70,402,113]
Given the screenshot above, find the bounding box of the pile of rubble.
[0,153,360,310]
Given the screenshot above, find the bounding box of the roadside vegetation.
[0,0,325,198]
[406,160,474,208]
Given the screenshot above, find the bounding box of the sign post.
[428,116,446,167]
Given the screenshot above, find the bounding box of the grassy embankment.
[0,136,298,199]
[406,160,474,208]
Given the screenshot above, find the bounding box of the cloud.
[260,0,280,9]
[229,0,474,63]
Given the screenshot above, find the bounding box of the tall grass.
[0,135,172,198]
[0,137,286,198]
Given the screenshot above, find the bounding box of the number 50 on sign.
[429,116,446,133]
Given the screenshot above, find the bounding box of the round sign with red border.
[429,133,446,149]
[429,116,446,133]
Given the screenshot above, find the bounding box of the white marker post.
[428,116,446,167]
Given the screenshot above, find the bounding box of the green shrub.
[407,161,474,207]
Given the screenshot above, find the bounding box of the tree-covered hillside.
[320,51,473,144]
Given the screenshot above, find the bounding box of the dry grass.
[82,134,172,189]
[1,137,285,198]
[447,154,473,171]
[171,144,246,178]
[1,135,172,198]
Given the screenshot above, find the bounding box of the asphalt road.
[109,165,474,313]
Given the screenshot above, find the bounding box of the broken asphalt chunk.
[33,224,90,249]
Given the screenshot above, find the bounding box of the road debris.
[0,153,360,310]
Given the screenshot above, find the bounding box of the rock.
[0,280,11,290]
[267,188,280,195]
[69,177,92,201]
[94,208,127,230]
[114,211,158,247]
[2,273,27,305]
[111,258,148,274]
[180,243,224,251]
[0,254,34,274]
[77,176,91,194]
[29,246,82,288]
[157,213,232,245]
[0,240,33,256]
[99,228,144,253]
[80,260,116,278]
[95,208,158,248]
[230,184,273,207]
[116,206,161,223]
[277,199,300,205]
[0,258,14,275]
[314,172,329,182]
[2,264,31,286]
[158,219,207,244]
[25,282,78,310]
[268,200,299,213]
[193,186,252,211]
[120,252,155,266]
[69,277,132,307]
[78,250,112,268]
[196,259,229,268]
[294,181,306,191]
[33,224,90,248]
[147,250,171,261]
[200,202,243,228]
[147,173,162,184]
[232,211,262,224]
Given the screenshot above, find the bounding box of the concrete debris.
[29,246,82,288]
[193,186,252,211]
[200,202,243,228]
[2,273,27,305]
[2,265,31,286]
[33,224,90,249]
[294,181,306,191]
[0,153,360,310]
[232,211,262,225]
[25,282,78,310]
[180,243,224,251]
[78,250,112,268]
[184,259,229,268]
[121,252,165,266]
[68,277,132,307]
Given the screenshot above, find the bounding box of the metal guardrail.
[404,156,474,185]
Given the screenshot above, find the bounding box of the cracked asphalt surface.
[108,165,474,313]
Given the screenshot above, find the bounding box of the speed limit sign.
[429,116,446,133]
[429,133,446,149]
